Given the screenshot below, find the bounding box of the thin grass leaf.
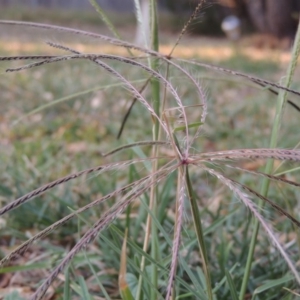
[212,263,240,294]
[110,224,203,298]
[117,76,151,139]
[282,287,300,297]
[225,269,239,300]
[78,276,93,300]
[101,141,170,157]
[119,229,134,300]
[100,227,164,299]
[178,258,208,299]
[84,251,111,300]
[253,273,294,295]
[0,262,50,274]
[63,267,71,300]
[173,122,203,132]
[276,166,300,176]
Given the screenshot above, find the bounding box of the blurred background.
[0,0,299,42]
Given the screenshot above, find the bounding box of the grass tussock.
[0,1,300,299]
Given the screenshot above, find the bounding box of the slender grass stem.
[239,18,300,300]
[136,1,161,299]
[185,166,213,300]
[149,1,160,299]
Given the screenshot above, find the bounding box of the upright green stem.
[136,1,160,299]
[185,166,213,300]
[239,19,300,300]
[149,2,160,299]
[150,0,160,136]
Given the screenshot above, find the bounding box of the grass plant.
[0,1,300,299]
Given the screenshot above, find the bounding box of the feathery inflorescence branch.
[0,174,149,267]
[222,163,300,188]
[166,169,185,299]
[0,157,163,216]
[179,58,300,99]
[232,179,300,228]
[2,52,193,139]
[202,166,300,285]
[197,162,300,228]
[1,20,300,99]
[0,159,178,267]
[192,148,300,162]
[30,165,176,300]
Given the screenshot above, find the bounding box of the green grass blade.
[120,287,135,300]
[173,122,203,132]
[63,266,71,300]
[84,252,111,300]
[253,273,294,295]
[212,263,239,294]
[78,275,93,300]
[0,262,50,273]
[225,269,239,300]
